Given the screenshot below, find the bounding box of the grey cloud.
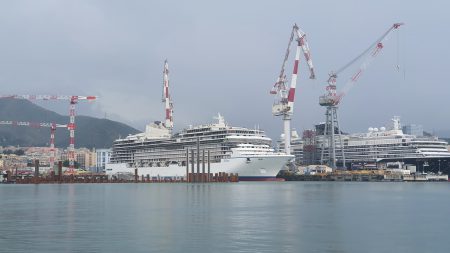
[0,0,448,140]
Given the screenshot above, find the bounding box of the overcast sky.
[0,0,448,139]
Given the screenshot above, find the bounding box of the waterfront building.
[0,154,27,171]
[60,148,96,169]
[96,148,111,173]
[25,147,54,166]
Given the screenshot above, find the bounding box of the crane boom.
[0,120,67,128]
[0,95,98,101]
[272,25,296,95]
[286,29,316,114]
[295,27,315,80]
[325,23,403,105]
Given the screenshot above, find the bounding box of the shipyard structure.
[279,23,450,174]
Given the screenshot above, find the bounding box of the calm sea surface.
[0,182,449,253]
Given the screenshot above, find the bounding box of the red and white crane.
[318,23,404,168]
[0,120,68,166]
[0,95,97,173]
[162,60,174,130]
[270,24,315,155]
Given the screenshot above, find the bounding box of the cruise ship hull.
[106,155,292,181]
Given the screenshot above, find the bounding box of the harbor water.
[0,182,449,253]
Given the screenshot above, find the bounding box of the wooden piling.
[34,159,39,179]
[134,168,138,183]
[191,149,195,182]
[58,161,62,183]
[186,148,189,182]
[202,149,205,183]
[207,150,210,182]
[196,137,200,183]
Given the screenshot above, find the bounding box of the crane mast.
[162,60,174,130]
[0,95,97,173]
[0,120,67,166]
[271,24,315,156]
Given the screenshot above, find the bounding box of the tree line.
[1,149,25,156]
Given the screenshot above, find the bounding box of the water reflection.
[0,182,449,253]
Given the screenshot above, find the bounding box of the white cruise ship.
[306,117,450,171]
[106,114,294,181]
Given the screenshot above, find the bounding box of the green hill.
[0,99,139,148]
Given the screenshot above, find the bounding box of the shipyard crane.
[0,95,97,173]
[0,120,68,166]
[270,24,315,156]
[162,60,174,130]
[319,23,404,169]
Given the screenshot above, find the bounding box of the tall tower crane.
[0,120,67,166]
[0,95,97,173]
[162,60,174,130]
[319,23,403,169]
[270,24,315,156]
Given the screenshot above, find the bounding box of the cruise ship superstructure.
[106,61,293,180]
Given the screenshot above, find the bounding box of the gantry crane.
[0,120,67,166]
[0,95,97,172]
[319,23,404,169]
[270,24,315,156]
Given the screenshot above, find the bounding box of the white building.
[96,148,111,173]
